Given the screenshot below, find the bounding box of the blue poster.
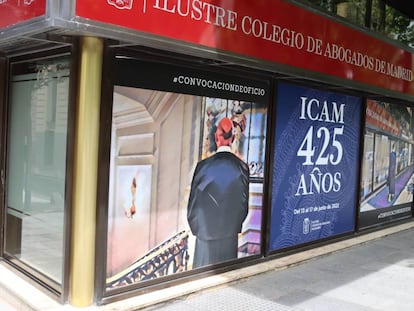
[269,82,361,251]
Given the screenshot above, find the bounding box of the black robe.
[187,151,249,268]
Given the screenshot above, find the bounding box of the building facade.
[0,0,413,307]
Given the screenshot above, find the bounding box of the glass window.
[4,57,70,284]
[104,58,269,292]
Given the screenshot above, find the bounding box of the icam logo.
[303,218,310,234]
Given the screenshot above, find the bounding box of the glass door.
[4,55,71,286]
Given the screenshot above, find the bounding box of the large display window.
[269,82,362,251]
[103,57,269,292]
[358,99,414,228]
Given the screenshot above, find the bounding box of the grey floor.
[1,225,413,311]
[142,228,414,311]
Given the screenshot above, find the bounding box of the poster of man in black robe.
[187,117,249,268]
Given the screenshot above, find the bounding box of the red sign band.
[76,0,414,96]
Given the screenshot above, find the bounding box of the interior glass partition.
[4,56,70,284]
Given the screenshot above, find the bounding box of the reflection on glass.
[5,58,70,283]
[359,99,414,217]
[301,0,413,48]
[373,133,389,189]
[361,130,374,199]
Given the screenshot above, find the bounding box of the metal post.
[69,36,103,307]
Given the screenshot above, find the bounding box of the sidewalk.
[143,223,414,311]
[0,288,17,311]
[1,221,414,311]
[0,297,16,311]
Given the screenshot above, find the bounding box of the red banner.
[0,0,46,28]
[76,0,414,96]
